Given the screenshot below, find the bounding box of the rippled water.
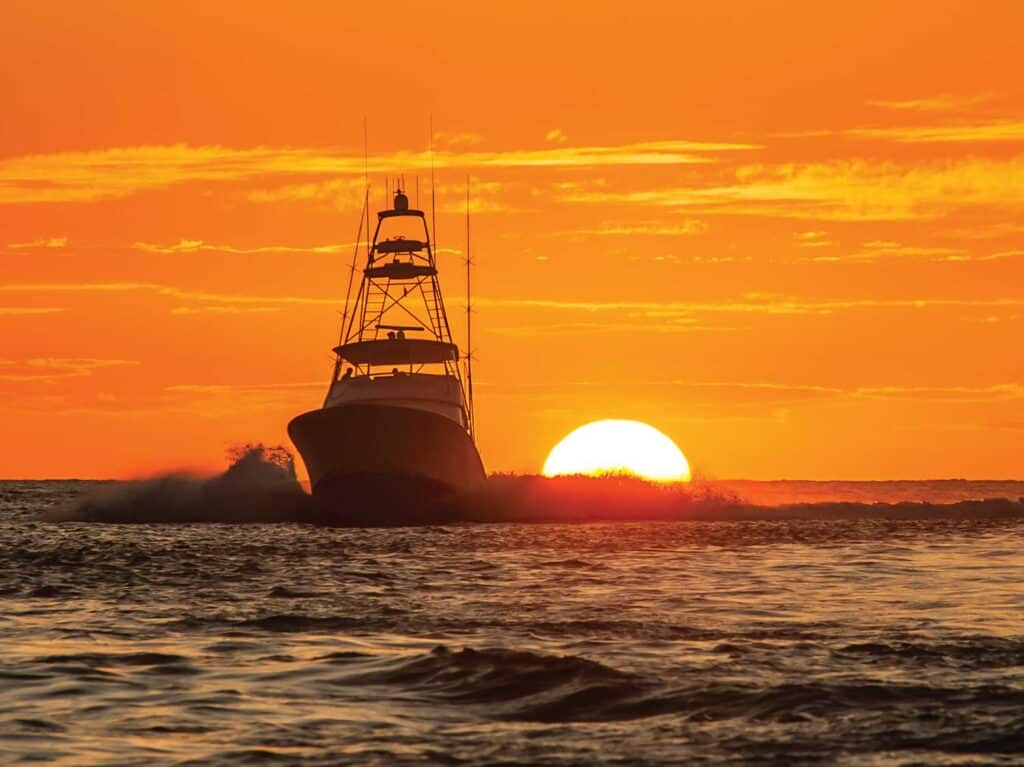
[2,480,1023,765]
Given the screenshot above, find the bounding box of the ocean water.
[2,477,1024,765]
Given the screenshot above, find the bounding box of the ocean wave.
[834,636,1024,671]
[35,651,189,667]
[336,645,652,721]
[324,644,1024,726]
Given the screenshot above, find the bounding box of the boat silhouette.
[289,185,485,507]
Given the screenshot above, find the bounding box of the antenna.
[465,174,476,441]
[429,115,437,265]
[363,118,371,262]
[362,117,369,188]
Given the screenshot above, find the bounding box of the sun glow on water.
[543,419,692,482]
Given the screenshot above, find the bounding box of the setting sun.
[543,420,691,482]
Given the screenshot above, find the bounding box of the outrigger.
[288,185,485,501]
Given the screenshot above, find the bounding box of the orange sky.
[2,0,1023,480]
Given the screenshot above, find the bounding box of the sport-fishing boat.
[288,186,485,500]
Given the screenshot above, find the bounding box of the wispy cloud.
[434,131,485,148]
[684,380,842,394]
[0,307,65,316]
[869,93,995,113]
[133,239,351,255]
[561,219,708,237]
[944,222,1024,240]
[169,306,283,314]
[927,249,1024,263]
[0,139,757,204]
[854,383,1024,402]
[4,281,1023,320]
[806,240,967,263]
[488,320,733,336]
[438,199,515,215]
[6,236,68,250]
[0,282,338,307]
[793,231,834,248]
[247,177,367,205]
[0,357,138,382]
[161,381,326,413]
[695,380,1024,404]
[847,120,1024,143]
[559,157,1024,221]
[469,294,1024,319]
[164,381,323,393]
[482,377,1024,405]
[983,249,1024,261]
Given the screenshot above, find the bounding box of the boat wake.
[45,451,1024,525]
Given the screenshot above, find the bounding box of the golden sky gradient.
[2,0,1023,479]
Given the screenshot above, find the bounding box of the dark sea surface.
[2,478,1024,766]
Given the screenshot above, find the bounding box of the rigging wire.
[339,188,367,346]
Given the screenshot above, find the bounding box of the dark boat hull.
[287,403,486,500]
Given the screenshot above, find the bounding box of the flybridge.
[332,339,459,366]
